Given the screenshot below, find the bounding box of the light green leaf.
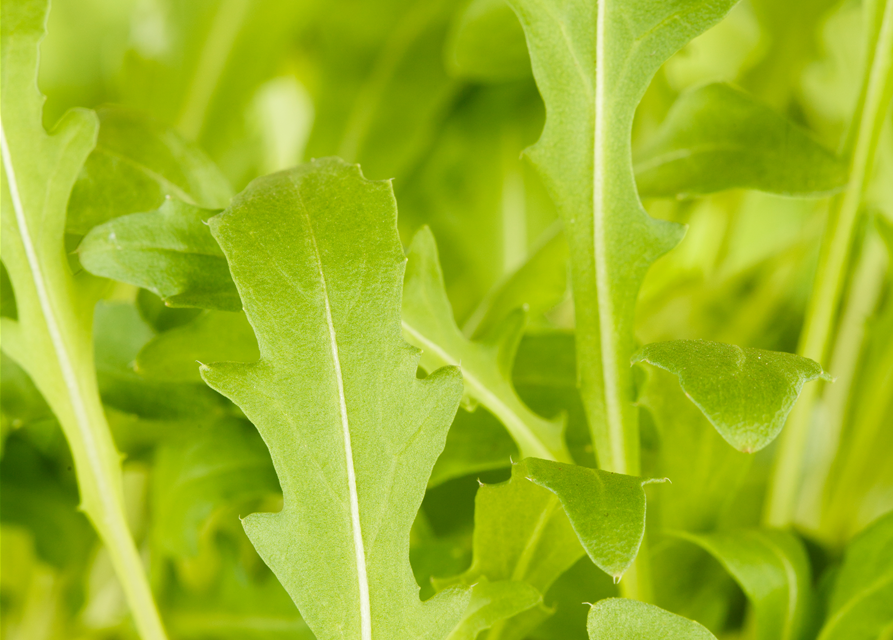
[79,198,241,311]
[1,3,166,637]
[136,310,259,384]
[445,0,531,82]
[507,0,737,474]
[440,459,652,638]
[200,158,469,640]
[437,462,584,640]
[587,598,718,640]
[66,105,232,235]
[818,511,893,640]
[673,529,813,640]
[152,418,279,557]
[634,83,848,199]
[447,579,542,640]
[403,226,570,463]
[632,340,832,453]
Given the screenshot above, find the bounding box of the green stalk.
[764,0,893,527]
[1,127,168,640]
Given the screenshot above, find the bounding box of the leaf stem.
[764,0,893,527]
[1,126,168,640]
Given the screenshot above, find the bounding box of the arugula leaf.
[79,199,240,311]
[587,598,718,639]
[436,462,584,639]
[0,1,167,637]
[439,460,653,638]
[66,106,232,235]
[672,529,813,640]
[633,340,831,453]
[634,83,848,199]
[817,511,893,640]
[403,227,571,462]
[200,158,470,640]
[136,311,259,384]
[507,0,738,474]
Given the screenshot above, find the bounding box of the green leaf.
[66,105,232,235]
[587,598,718,640]
[1,3,167,637]
[437,462,584,639]
[440,459,653,638]
[136,310,259,384]
[524,459,655,581]
[152,418,279,557]
[634,83,848,199]
[200,158,470,640]
[403,226,570,463]
[632,340,832,453]
[506,0,737,474]
[94,302,224,420]
[818,511,893,640]
[79,198,241,311]
[672,529,813,640]
[445,0,531,82]
[447,579,542,640]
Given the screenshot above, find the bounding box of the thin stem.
[1,125,168,640]
[764,0,893,527]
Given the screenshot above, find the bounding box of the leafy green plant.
[2,0,893,639]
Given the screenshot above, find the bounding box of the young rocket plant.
[2,0,893,639]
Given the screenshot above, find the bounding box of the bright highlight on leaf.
[633,340,832,452]
[200,158,470,640]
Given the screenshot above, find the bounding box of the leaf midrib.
[1,124,119,528]
[296,190,372,640]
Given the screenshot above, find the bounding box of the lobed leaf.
[507,0,738,473]
[200,158,469,640]
[632,340,831,452]
[634,83,847,199]
[403,226,570,462]
[587,598,718,640]
[439,459,653,638]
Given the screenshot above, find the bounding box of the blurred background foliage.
[2,0,892,638]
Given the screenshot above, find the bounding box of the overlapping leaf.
[507,0,739,473]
